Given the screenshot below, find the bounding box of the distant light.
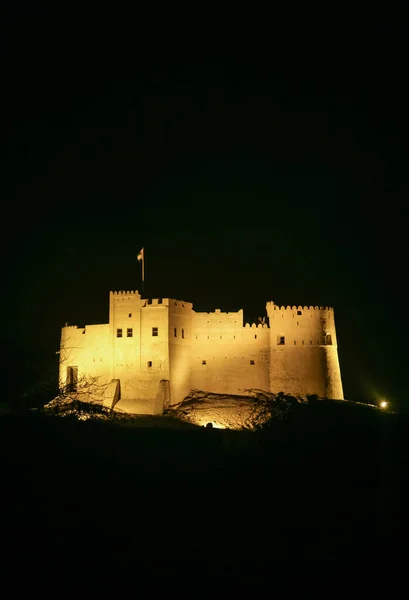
[380,400,388,409]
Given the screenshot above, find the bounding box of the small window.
[250,360,255,365]
[297,310,302,315]
[302,340,304,345]
[310,340,312,345]
[255,334,257,339]
[202,360,207,365]
[117,328,123,338]
[174,328,177,337]
[294,341,297,345]
[325,333,333,345]
[182,328,185,338]
[127,328,133,337]
[128,313,132,317]
[233,335,236,339]
[147,361,152,368]
[152,327,158,336]
[297,322,299,326]
[278,336,285,345]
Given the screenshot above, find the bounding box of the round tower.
[265,302,344,399]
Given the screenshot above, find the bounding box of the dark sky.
[2,12,408,410]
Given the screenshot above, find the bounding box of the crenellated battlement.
[194,309,242,316]
[266,302,333,312]
[112,290,141,296]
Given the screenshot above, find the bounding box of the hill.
[1,395,408,584]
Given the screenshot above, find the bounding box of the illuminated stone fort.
[59,291,344,414]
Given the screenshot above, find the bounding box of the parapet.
[266,302,333,312]
[111,290,141,297]
[194,309,243,316]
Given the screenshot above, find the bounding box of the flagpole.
[142,252,145,298]
[138,247,145,298]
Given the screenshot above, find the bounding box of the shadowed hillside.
[1,397,408,583]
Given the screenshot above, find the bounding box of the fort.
[59,290,344,414]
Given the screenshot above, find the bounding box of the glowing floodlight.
[379,400,388,409]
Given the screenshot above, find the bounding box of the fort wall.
[59,292,344,414]
[266,303,343,399]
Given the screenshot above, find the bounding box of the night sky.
[3,12,408,411]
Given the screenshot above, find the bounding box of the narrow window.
[128,313,132,317]
[127,328,133,337]
[302,340,304,345]
[233,335,236,339]
[297,310,302,315]
[250,360,255,365]
[278,336,285,345]
[174,327,177,337]
[117,328,122,338]
[147,361,152,368]
[182,328,185,339]
[202,360,207,365]
[310,340,312,345]
[255,334,257,339]
[294,341,297,345]
[297,322,299,326]
[152,327,158,336]
[66,366,78,392]
[325,333,333,345]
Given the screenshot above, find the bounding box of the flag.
[137,247,145,282]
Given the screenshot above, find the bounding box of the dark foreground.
[1,400,408,588]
